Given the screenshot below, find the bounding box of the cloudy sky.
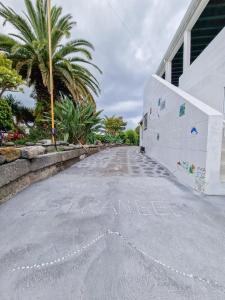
[0,0,191,128]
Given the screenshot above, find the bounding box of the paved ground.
[1,146,225,300]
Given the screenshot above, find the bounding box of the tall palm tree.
[0,0,101,108]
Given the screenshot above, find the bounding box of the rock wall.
[0,145,106,203]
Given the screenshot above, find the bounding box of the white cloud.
[126,116,142,129]
[103,100,142,114]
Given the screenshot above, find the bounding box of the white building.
[141,0,225,195]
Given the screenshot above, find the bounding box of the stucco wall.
[143,75,224,194]
[179,27,225,113]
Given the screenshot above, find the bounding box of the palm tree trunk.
[35,81,51,104]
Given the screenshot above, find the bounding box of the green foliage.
[118,131,126,143]
[125,129,139,145]
[95,134,105,143]
[0,98,14,130]
[5,94,34,126]
[0,0,101,105]
[14,138,29,145]
[29,124,50,141]
[34,101,49,124]
[96,133,123,144]
[46,97,102,144]
[0,53,23,98]
[96,124,138,146]
[103,116,127,136]
[135,125,140,144]
[135,125,140,135]
[86,132,97,145]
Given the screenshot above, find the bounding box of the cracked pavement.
[1,146,225,299]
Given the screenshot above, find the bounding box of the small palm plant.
[49,97,102,144]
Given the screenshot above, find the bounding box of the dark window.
[143,113,148,130]
[191,0,225,64]
[172,44,183,87]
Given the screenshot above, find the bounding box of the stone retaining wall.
[0,145,106,203]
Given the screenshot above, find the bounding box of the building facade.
[141,0,225,195]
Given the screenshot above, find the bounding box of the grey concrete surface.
[0,147,103,202]
[1,146,225,300]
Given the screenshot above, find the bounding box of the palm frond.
[0,0,101,106]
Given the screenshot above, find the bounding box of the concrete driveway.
[1,146,225,299]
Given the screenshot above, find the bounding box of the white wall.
[143,75,224,195]
[179,27,225,113]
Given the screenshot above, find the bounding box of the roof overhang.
[156,0,209,77]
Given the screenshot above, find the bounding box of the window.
[191,0,225,64]
[172,43,183,87]
[143,113,148,130]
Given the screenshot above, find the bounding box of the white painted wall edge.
[205,115,223,195]
[153,75,223,117]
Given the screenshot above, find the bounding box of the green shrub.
[125,129,139,145]
[95,133,123,144]
[95,134,105,143]
[29,125,50,142]
[14,138,29,145]
[118,131,126,143]
[44,98,102,144]
[104,134,123,144]
[0,98,14,130]
[86,132,97,144]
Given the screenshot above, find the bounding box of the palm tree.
[0,0,101,109]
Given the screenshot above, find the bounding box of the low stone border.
[0,144,107,203]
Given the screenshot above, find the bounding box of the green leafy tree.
[103,116,127,136]
[135,125,140,144]
[0,53,23,98]
[0,0,101,107]
[46,97,102,144]
[0,98,14,130]
[125,129,138,145]
[135,125,140,135]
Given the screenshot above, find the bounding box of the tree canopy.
[103,116,127,136]
[0,53,23,98]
